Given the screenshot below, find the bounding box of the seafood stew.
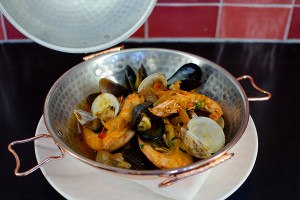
[72,63,226,170]
[44,48,248,175]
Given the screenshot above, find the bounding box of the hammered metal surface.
[0,0,156,53]
[44,48,248,173]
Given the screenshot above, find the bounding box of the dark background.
[1,42,299,199]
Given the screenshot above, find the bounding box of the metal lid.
[0,0,156,53]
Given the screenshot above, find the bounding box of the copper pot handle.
[236,75,272,101]
[8,134,65,176]
[82,45,125,60]
[158,152,234,188]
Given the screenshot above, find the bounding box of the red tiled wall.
[220,6,290,39]
[223,0,292,3]
[1,1,300,42]
[289,7,300,38]
[0,25,4,40]
[148,6,218,37]
[3,17,27,40]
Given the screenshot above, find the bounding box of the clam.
[182,116,225,159]
[73,109,103,131]
[131,102,165,141]
[91,93,120,122]
[99,78,129,97]
[216,117,225,129]
[167,63,203,91]
[137,73,167,93]
[188,110,225,129]
[95,150,131,169]
[86,93,100,106]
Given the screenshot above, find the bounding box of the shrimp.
[82,93,144,152]
[188,91,223,121]
[138,119,193,169]
[150,89,223,121]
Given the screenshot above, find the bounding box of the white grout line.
[284,0,295,40]
[156,3,219,7]
[125,37,300,43]
[0,14,7,40]
[1,38,300,44]
[215,0,223,38]
[0,39,32,43]
[222,3,292,8]
[156,2,293,8]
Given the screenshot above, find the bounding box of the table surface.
[1,42,299,200]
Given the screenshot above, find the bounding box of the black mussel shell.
[99,78,129,97]
[179,79,202,91]
[125,65,137,92]
[135,64,148,89]
[131,102,165,141]
[138,114,164,141]
[167,63,202,90]
[131,102,152,130]
[121,136,157,170]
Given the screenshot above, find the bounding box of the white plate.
[35,116,258,200]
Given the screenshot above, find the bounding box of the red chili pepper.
[98,132,106,139]
[187,102,194,108]
[153,81,162,91]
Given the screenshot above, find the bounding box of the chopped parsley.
[167,140,174,147]
[195,100,204,109]
[139,144,145,149]
[167,137,181,147]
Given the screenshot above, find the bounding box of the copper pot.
[8,48,271,187]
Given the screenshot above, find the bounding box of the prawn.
[150,89,223,121]
[138,119,193,169]
[82,93,144,152]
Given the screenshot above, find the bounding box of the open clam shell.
[183,117,225,159]
[91,93,120,121]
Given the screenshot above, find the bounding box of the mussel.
[125,64,148,92]
[131,102,165,141]
[121,137,158,170]
[167,63,203,91]
[125,65,137,92]
[135,64,148,89]
[99,78,129,97]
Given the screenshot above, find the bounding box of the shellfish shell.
[183,117,225,158]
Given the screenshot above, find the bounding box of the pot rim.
[43,48,250,176]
